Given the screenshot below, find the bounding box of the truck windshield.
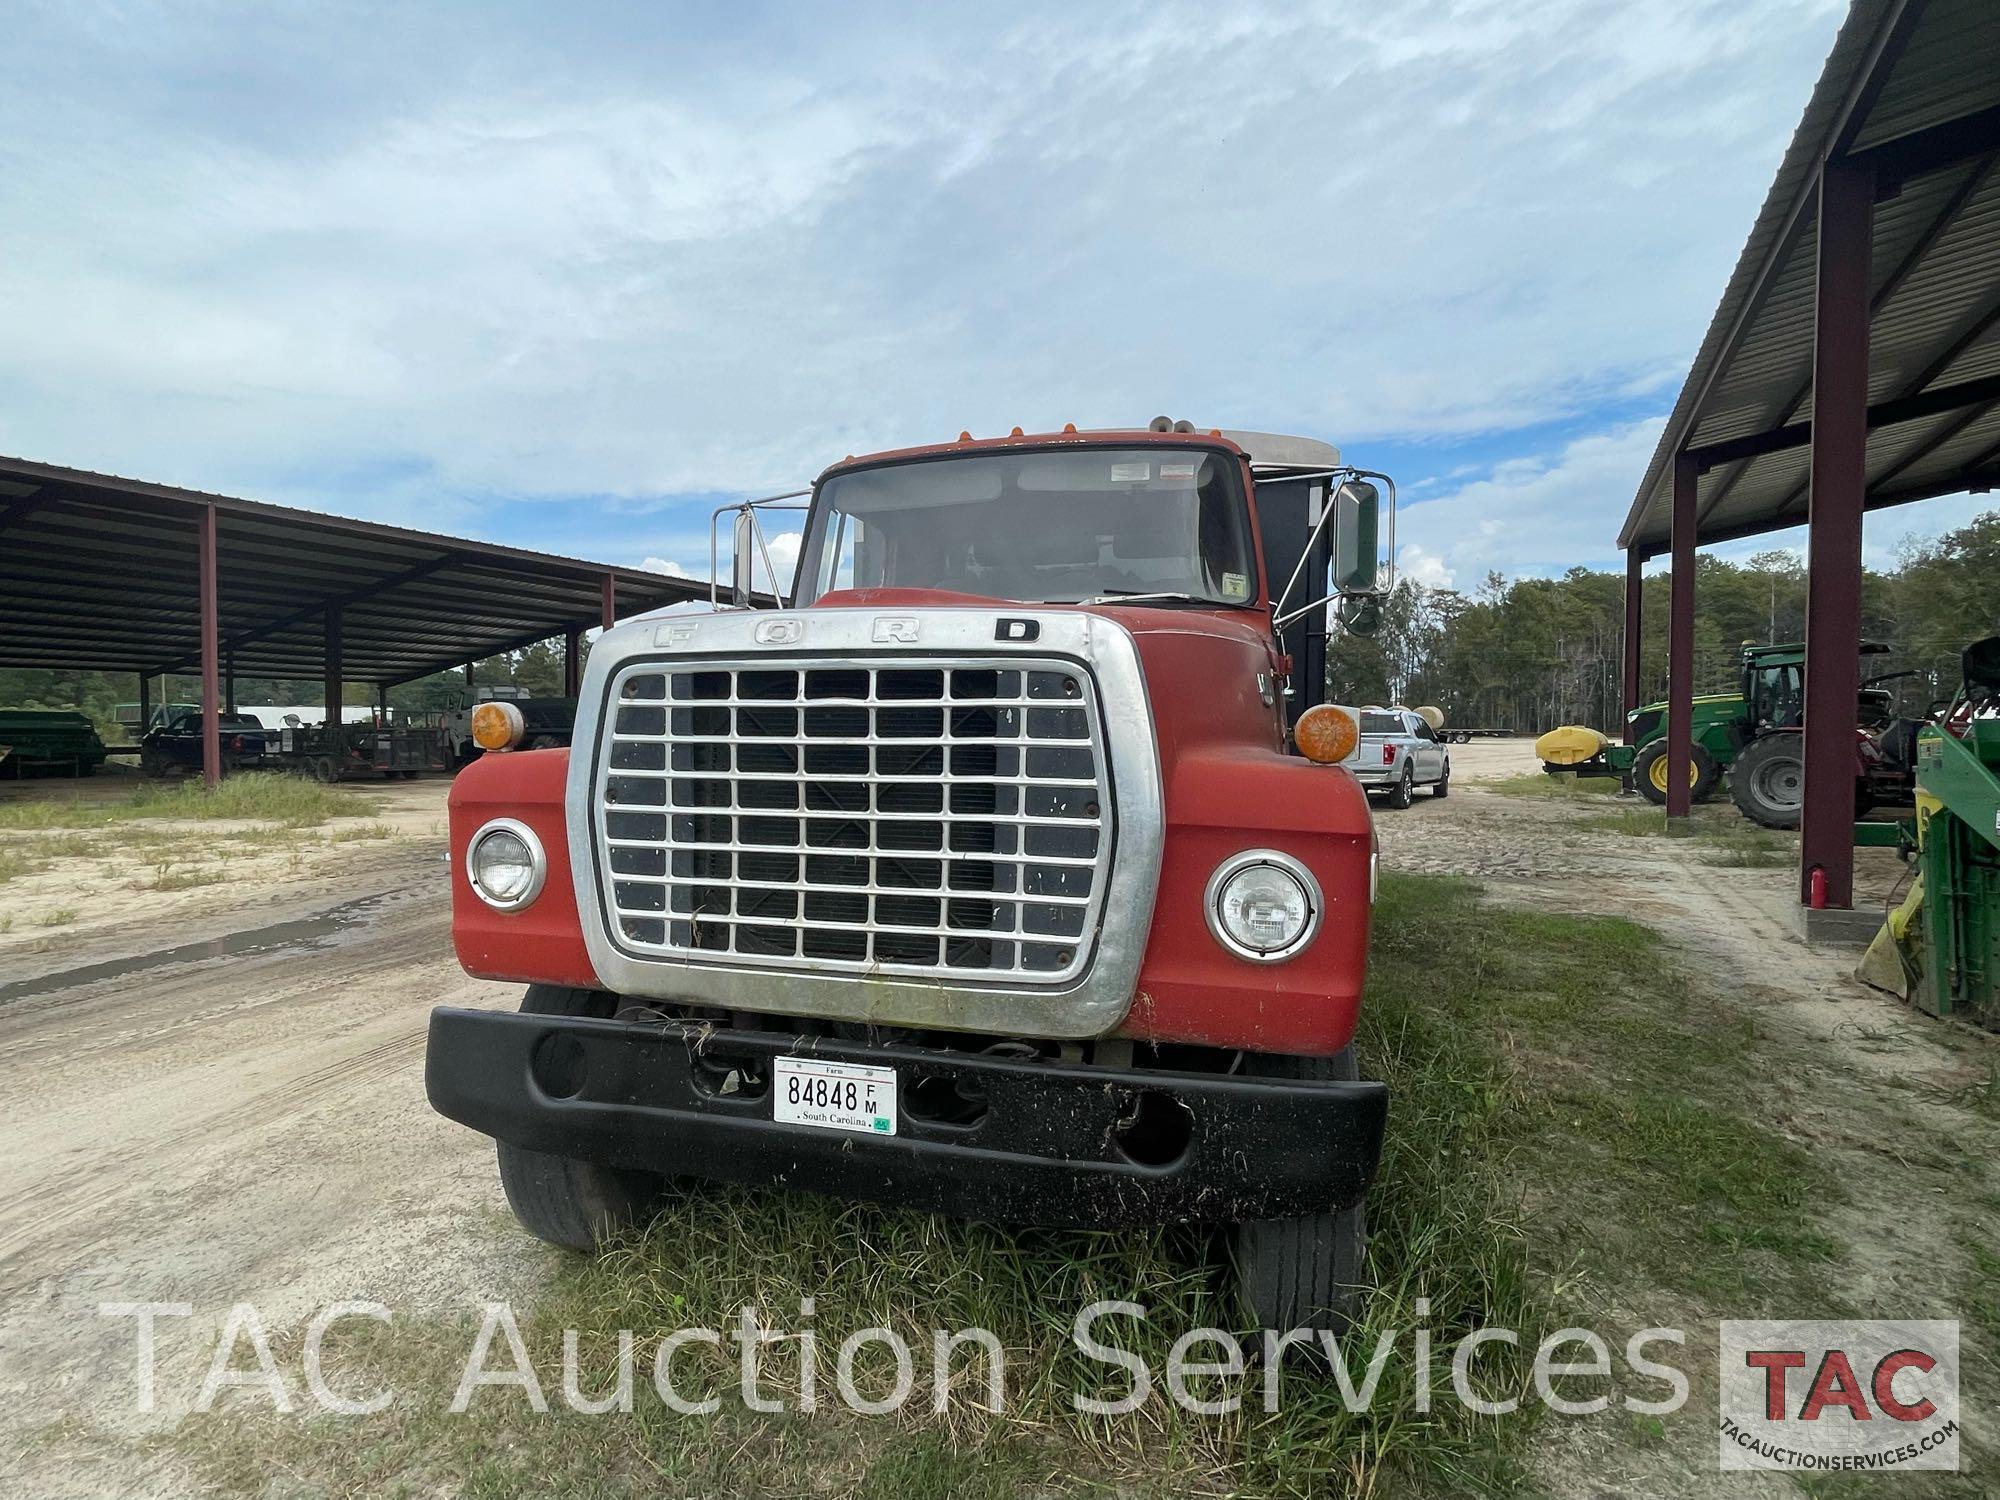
[796,446,1257,608]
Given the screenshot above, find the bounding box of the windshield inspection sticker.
[1160,461,1198,480]
[1109,461,1150,482]
[1223,572,1249,598]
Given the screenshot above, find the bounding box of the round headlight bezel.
[466,817,547,912]
[1204,849,1322,963]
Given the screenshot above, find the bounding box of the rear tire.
[1729,733,1804,830]
[1231,1049,1368,1335]
[1633,740,1720,806]
[1387,765,1414,810]
[495,985,670,1252]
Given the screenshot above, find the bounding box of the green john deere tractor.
[1537,640,1916,829]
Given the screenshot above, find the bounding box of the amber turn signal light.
[1293,704,1359,765]
[471,700,527,752]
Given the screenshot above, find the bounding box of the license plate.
[773,1056,898,1137]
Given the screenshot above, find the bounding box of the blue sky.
[4,0,1988,593]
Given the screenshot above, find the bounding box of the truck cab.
[427,423,1395,1329]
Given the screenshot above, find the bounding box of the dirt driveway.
[0,778,541,1495]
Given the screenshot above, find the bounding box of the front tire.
[495,986,669,1252]
[1231,1050,1368,1334]
[1431,758,1450,798]
[1633,740,1720,807]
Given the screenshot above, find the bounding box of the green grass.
[35,905,78,927]
[171,876,1859,1499]
[329,821,395,843]
[145,862,230,892]
[1484,772,1622,800]
[1578,807,1794,866]
[0,773,376,832]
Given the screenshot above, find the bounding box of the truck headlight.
[1204,850,1321,962]
[467,818,546,911]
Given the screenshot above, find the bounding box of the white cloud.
[0,0,1847,518]
[639,556,694,578]
[1396,419,1666,584]
[1397,543,1454,590]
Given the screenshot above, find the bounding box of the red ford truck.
[427,421,1394,1329]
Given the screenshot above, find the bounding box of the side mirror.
[731,510,758,608]
[1331,480,1380,595]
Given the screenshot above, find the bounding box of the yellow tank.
[1413,705,1445,733]
[1534,725,1610,766]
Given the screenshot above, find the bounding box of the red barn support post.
[198,502,221,788]
[601,573,617,632]
[1664,452,1698,819]
[1622,547,1644,736]
[1800,157,1875,910]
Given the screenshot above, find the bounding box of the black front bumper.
[426,1008,1388,1228]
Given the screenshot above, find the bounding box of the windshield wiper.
[1058,590,1217,607]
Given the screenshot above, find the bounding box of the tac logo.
[1718,1320,1959,1472]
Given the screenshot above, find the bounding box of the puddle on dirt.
[0,891,401,1007]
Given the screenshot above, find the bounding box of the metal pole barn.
[1800,157,1876,909]
[198,502,221,788]
[1665,452,1698,819]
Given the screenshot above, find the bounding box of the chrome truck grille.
[569,610,1163,1038]
[596,660,1111,982]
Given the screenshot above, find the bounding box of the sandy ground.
[1,748,1993,1497]
[0,777,541,1497]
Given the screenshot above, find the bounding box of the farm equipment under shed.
[0,709,108,777]
[1536,640,1920,829]
[1860,637,2000,1027]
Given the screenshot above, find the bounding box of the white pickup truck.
[1352,707,1450,809]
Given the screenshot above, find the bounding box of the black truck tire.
[139,747,166,779]
[1633,740,1719,807]
[1386,764,1414,810]
[1431,758,1451,798]
[1230,1049,1368,1335]
[496,985,671,1252]
[1729,733,1805,830]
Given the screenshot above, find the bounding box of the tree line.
[1328,508,2000,735]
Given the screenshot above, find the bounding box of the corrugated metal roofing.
[0,455,706,684]
[1621,0,2000,554]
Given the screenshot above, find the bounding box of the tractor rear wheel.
[1729,733,1804,829]
[1633,741,1720,806]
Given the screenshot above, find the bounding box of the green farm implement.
[1863,638,2000,1026]
[0,708,107,777]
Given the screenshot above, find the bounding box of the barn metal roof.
[0,455,705,684]
[1620,0,2000,556]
